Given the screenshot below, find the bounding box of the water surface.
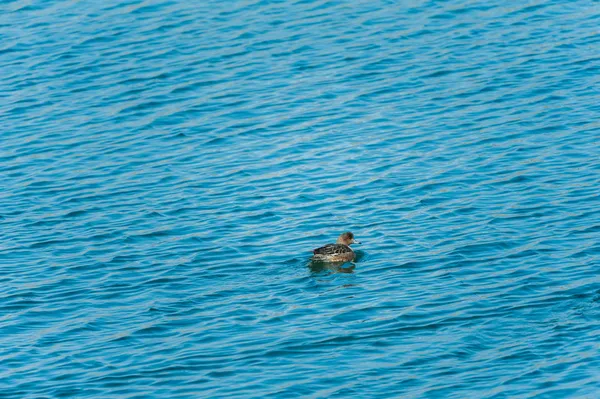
[1,0,600,398]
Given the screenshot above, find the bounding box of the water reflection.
[309,259,356,274]
[308,249,366,274]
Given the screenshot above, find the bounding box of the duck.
[312,232,360,262]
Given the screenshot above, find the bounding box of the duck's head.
[336,231,360,246]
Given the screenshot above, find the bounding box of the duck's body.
[313,243,355,262]
[312,232,360,262]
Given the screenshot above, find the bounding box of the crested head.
[336,231,359,246]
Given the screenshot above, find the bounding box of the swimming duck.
[312,232,360,262]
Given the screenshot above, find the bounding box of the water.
[1,0,600,397]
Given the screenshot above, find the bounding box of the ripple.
[2,0,600,398]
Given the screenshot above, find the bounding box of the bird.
[312,232,360,262]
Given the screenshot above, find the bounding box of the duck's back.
[313,244,354,261]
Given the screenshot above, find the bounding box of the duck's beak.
[352,239,361,244]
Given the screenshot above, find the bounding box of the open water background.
[2,0,600,397]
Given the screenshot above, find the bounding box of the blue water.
[2,0,600,397]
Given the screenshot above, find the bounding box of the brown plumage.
[312,232,360,262]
